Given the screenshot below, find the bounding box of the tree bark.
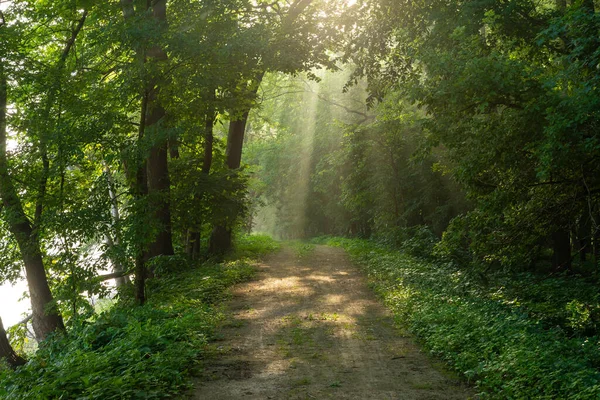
[225,114,250,170]
[145,0,174,259]
[208,225,232,256]
[0,317,26,368]
[595,232,600,265]
[552,229,572,271]
[0,62,64,342]
[578,210,591,263]
[208,74,264,256]
[134,92,149,304]
[120,0,174,259]
[207,114,248,255]
[145,134,174,259]
[121,0,173,303]
[202,112,215,175]
[207,115,248,256]
[186,110,215,260]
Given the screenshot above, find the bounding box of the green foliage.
[231,234,281,259]
[147,254,189,276]
[246,70,467,241]
[328,237,600,399]
[347,0,600,272]
[0,256,258,399]
[289,241,316,260]
[376,225,438,259]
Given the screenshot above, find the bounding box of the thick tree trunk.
[552,229,572,271]
[0,63,64,341]
[208,115,248,256]
[145,0,174,259]
[186,112,215,260]
[121,0,148,304]
[146,135,174,259]
[121,0,174,260]
[208,225,232,256]
[578,211,591,263]
[208,73,264,256]
[593,212,600,265]
[121,0,173,302]
[225,113,250,170]
[134,95,150,304]
[202,113,214,175]
[0,317,26,368]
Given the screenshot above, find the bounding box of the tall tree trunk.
[186,110,215,260]
[0,62,64,341]
[208,74,264,256]
[121,0,148,304]
[0,317,26,368]
[202,112,215,175]
[578,210,591,263]
[552,229,572,271]
[121,0,174,260]
[145,0,174,259]
[594,219,600,266]
[121,0,173,303]
[0,10,85,338]
[134,93,150,304]
[208,115,248,256]
[145,133,174,259]
[225,114,250,170]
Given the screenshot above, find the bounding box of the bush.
[148,254,189,276]
[374,226,438,259]
[398,226,437,259]
[232,234,281,259]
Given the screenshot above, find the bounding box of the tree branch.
[96,270,134,282]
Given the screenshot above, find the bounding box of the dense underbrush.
[315,237,600,399]
[0,234,279,400]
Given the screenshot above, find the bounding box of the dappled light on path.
[192,245,473,399]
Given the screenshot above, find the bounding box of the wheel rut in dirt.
[192,245,474,399]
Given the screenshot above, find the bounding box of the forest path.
[191,245,474,400]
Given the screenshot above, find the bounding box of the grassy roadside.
[0,235,279,400]
[316,237,600,399]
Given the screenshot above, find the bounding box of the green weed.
[290,241,316,260]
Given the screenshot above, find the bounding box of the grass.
[231,233,281,259]
[0,234,279,400]
[288,241,316,260]
[320,237,600,399]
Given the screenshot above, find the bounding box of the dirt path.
[191,245,474,399]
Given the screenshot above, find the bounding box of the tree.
[208,0,349,254]
[345,0,600,271]
[0,317,25,368]
[0,13,65,340]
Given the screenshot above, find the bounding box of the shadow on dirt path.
[191,245,475,399]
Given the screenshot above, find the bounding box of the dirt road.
[192,245,474,399]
